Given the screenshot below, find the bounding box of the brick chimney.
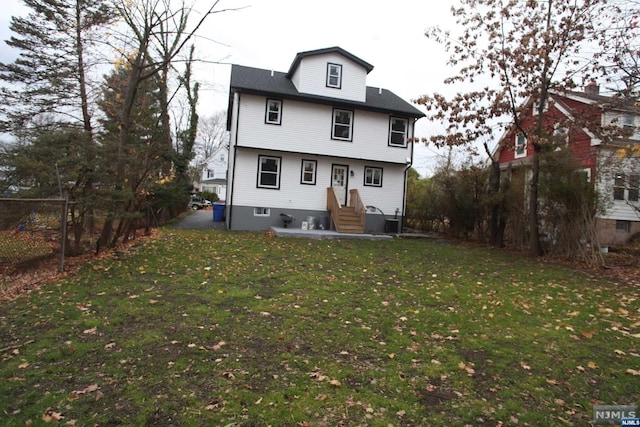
[584,79,599,95]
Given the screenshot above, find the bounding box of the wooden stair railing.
[326,187,365,233]
[349,189,366,230]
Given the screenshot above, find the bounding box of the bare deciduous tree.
[415,0,611,256]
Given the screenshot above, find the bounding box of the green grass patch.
[1,230,638,426]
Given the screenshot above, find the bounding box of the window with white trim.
[389,117,408,147]
[364,166,383,187]
[332,109,353,141]
[265,99,282,125]
[613,173,640,201]
[254,207,271,216]
[301,159,316,185]
[514,134,527,158]
[326,63,342,88]
[257,155,281,189]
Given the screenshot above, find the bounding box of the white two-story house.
[195,143,228,201]
[225,47,425,233]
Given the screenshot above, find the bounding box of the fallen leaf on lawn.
[581,331,594,339]
[18,361,29,369]
[42,408,64,422]
[83,327,97,335]
[209,341,226,351]
[70,384,99,400]
[546,379,558,385]
[255,397,263,404]
[458,361,475,376]
[588,361,598,369]
[104,342,116,350]
[388,353,395,359]
[626,369,640,376]
[615,349,626,355]
[520,361,531,370]
[260,311,271,316]
[576,365,585,372]
[329,379,341,387]
[221,371,235,379]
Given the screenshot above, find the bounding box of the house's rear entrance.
[332,164,348,205]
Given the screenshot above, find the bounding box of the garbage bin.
[384,219,400,233]
[213,203,225,221]
[319,216,330,230]
[306,216,316,230]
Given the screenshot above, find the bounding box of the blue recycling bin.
[213,203,225,221]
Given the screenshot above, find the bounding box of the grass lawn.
[0,229,638,426]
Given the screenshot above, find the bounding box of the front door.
[332,164,348,206]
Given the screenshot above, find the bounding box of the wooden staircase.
[327,188,365,234]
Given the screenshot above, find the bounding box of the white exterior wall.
[290,53,367,102]
[235,94,412,164]
[596,151,640,221]
[603,111,640,140]
[230,149,407,215]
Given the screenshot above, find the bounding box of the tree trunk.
[529,148,543,256]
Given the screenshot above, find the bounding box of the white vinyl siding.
[596,154,640,222]
[604,111,640,140]
[235,94,412,164]
[289,52,367,102]
[231,151,407,216]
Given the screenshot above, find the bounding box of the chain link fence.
[0,198,67,295]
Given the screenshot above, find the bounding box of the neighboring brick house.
[224,47,425,232]
[495,81,640,246]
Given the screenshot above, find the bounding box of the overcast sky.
[1,0,462,176]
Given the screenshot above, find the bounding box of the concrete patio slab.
[270,226,393,240]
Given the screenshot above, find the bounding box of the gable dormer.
[285,47,373,103]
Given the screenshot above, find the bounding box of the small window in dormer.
[265,99,282,125]
[327,63,342,89]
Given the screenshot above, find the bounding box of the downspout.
[401,118,417,233]
[227,92,240,230]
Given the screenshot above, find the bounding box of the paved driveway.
[173,209,226,230]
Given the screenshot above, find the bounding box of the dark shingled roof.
[228,64,425,119]
[557,90,638,112]
[286,47,374,77]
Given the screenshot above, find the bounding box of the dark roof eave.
[229,86,425,119]
[286,47,374,78]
